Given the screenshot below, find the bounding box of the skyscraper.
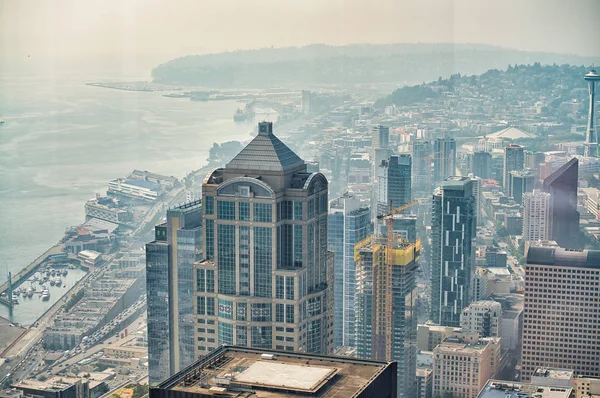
[355,237,420,398]
[584,69,600,157]
[543,157,580,249]
[433,137,456,184]
[503,144,524,190]
[328,193,371,348]
[372,125,390,149]
[146,200,203,384]
[471,151,492,179]
[413,139,433,194]
[521,244,600,380]
[377,154,412,216]
[431,177,477,327]
[195,121,333,357]
[508,169,535,205]
[522,190,552,243]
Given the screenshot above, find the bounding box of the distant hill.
[151,43,599,88]
[374,63,591,120]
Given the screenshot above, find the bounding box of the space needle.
[584,69,600,157]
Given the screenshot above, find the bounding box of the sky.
[1,0,600,75]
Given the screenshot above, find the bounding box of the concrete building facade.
[195,122,334,360]
[521,245,600,381]
[522,190,552,243]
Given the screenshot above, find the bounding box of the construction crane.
[376,198,429,359]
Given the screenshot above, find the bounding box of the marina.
[0,267,87,326]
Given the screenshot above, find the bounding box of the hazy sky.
[1,0,599,75]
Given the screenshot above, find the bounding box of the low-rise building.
[477,380,572,398]
[416,368,433,398]
[573,376,600,398]
[432,333,501,398]
[149,345,398,398]
[530,368,574,388]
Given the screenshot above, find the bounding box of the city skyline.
[1,8,600,397]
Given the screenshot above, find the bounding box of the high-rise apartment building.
[543,157,581,249]
[432,333,501,398]
[355,237,420,398]
[146,200,203,384]
[503,145,524,190]
[195,122,333,358]
[328,193,371,348]
[377,154,412,216]
[522,190,552,242]
[372,125,390,149]
[413,140,433,194]
[471,151,492,179]
[508,169,535,205]
[433,138,456,184]
[521,245,600,381]
[468,174,481,225]
[431,177,477,327]
[460,300,502,338]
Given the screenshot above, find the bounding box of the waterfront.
[0,73,261,288]
[0,267,87,326]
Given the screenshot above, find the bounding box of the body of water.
[0,73,258,301]
[0,267,88,326]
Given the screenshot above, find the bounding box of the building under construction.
[354,236,420,398]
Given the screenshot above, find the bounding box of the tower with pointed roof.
[195,121,334,358]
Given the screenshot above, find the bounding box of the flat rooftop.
[478,381,571,398]
[157,345,394,397]
[532,368,574,380]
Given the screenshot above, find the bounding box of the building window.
[206,297,215,316]
[205,219,214,259]
[236,325,247,346]
[197,269,206,292]
[218,299,233,319]
[218,224,236,295]
[276,276,284,299]
[239,225,251,296]
[286,304,295,324]
[205,196,214,215]
[254,203,272,223]
[286,276,295,300]
[218,322,233,345]
[239,202,250,221]
[294,201,303,220]
[276,304,284,322]
[254,227,272,298]
[251,303,272,322]
[251,326,272,349]
[237,302,247,321]
[197,297,205,315]
[217,200,235,220]
[293,225,303,267]
[206,269,214,293]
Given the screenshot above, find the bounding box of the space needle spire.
[584,68,600,157]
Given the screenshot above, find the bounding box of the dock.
[0,244,65,300]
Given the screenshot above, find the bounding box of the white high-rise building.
[468,173,481,225]
[522,190,552,242]
[460,300,502,338]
